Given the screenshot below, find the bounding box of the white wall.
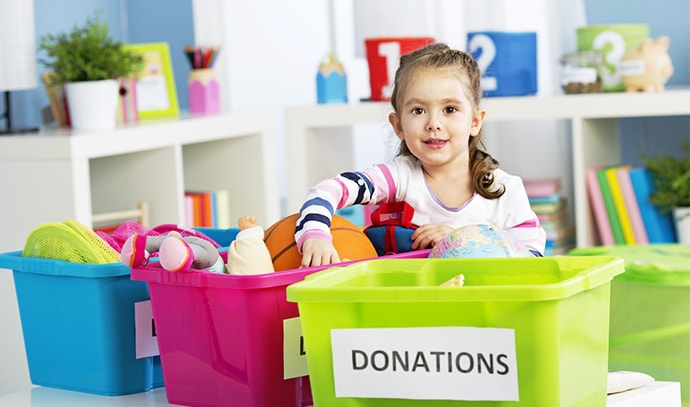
[193,0,332,209]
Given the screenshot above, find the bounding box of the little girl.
[296,42,546,267]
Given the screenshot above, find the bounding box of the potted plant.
[641,140,690,243]
[39,15,143,130]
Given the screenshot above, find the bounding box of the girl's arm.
[295,165,394,265]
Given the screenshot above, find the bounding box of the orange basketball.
[263,213,378,271]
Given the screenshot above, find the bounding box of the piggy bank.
[620,36,673,92]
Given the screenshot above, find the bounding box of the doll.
[121,228,225,273]
[121,216,274,275]
[226,215,274,275]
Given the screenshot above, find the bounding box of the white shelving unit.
[0,112,282,394]
[285,88,690,248]
[0,112,282,253]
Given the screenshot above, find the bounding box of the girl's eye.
[411,107,424,115]
[444,106,458,114]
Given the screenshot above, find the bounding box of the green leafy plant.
[39,15,143,85]
[641,140,690,215]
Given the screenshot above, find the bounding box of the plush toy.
[121,228,225,273]
[620,36,674,92]
[121,216,275,275]
[226,215,274,275]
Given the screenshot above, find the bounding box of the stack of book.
[524,178,576,256]
[586,165,676,245]
[184,189,231,228]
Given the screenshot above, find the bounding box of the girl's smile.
[423,138,449,149]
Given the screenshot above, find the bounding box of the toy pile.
[22,216,275,276]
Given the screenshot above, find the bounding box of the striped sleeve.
[295,164,395,251]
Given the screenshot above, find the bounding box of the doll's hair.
[390,43,504,199]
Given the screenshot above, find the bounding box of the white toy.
[620,36,674,92]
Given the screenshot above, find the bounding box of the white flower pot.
[673,207,690,244]
[64,79,119,130]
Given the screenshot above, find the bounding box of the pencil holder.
[316,54,347,104]
[188,68,220,115]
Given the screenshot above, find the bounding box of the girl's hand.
[411,223,453,250]
[300,237,341,268]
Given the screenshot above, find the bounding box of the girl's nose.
[427,119,442,131]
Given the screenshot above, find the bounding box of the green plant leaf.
[641,140,690,215]
[39,14,144,85]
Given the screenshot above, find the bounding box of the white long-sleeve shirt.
[296,155,546,255]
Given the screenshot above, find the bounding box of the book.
[605,165,636,244]
[531,197,567,216]
[616,166,648,244]
[628,167,677,243]
[545,224,576,242]
[215,189,231,228]
[209,190,217,228]
[185,191,208,227]
[586,166,614,245]
[184,194,195,228]
[544,228,577,256]
[202,192,214,227]
[528,193,561,205]
[539,209,569,232]
[524,177,561,198]
[597,167,625,244]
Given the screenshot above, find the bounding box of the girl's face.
[389,67,485,173]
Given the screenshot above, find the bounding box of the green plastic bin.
[570,244,690,407]
[287,256,623,406]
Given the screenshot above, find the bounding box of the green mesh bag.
[22,219,120,264]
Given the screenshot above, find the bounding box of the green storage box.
[287,256,623,406]
[570,244,690,407]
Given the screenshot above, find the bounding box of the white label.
[331,326,518,401]
[135,300,159,359]
[561,66,597,85]
[283,317,309,379]
[619,60,646,76]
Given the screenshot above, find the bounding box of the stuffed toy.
[121,216,275,275]
[363,202,418,256]
[121,228,225,273]
[226,215,274,275]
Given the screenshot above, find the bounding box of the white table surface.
[0,382,681,406]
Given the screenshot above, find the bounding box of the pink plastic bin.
[131,237,429,407]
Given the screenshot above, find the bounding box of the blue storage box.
[0,251,164,396]
[194,227,240,247]
[467,31,538,97]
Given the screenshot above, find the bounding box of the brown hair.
[389,42,504,199]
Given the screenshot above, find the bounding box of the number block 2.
[467,31,538,97]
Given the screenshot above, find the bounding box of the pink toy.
[121,230,225,273]
[121,216,274,275]
[620,36,674,92]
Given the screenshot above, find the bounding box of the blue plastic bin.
[0,251,164,396]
